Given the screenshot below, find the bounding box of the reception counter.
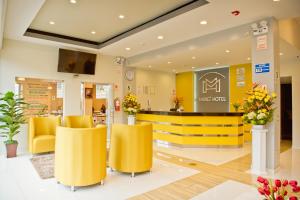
[137,111,245,147]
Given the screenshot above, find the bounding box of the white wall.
[0,39,124,154]
[135,69,175,111]
[280,60,300,149]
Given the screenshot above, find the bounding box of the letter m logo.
[202,78,221,93]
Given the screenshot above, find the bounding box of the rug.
[30,153,54,179]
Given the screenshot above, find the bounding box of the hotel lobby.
[0,0,300,199]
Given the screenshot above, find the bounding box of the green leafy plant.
[0,91,27,145]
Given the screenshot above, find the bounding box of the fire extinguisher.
[114,97,120,112]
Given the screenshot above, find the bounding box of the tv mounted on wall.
[58,49,96,75]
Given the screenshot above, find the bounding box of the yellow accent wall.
[176,72,194,112]
[229,63,252,112]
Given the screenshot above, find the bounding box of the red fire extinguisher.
[114,97,120,112]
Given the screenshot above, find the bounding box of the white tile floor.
[190,180,259,200]
[154,142,251,165]
[0,154,198,200]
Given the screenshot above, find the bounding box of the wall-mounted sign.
[255,63,270,73]
[236,67,245,87]
[256,35,268,50]
[195,67,229,112]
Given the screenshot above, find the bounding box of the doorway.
[280,77,292,140]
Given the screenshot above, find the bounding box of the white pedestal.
[251,126,268,174]
[128,115,136,125]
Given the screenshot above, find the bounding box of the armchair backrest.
[29,116,61,136]
[64,115,93,128]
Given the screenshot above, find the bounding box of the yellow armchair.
[109,123,153,177]
[64,115,93,128]
[55,126,107,191]
[28,116,61,154]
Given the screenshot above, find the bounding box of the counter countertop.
[139,110,243,116]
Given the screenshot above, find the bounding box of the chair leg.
[131,172,135,178]
[71,186,75,192]
[100,180,104,185]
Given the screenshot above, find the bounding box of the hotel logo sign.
[196,68,229,112]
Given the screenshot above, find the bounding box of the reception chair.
[55,125,107,191]
[64,115,93,128]
[28,116,61,154]
[109,123,153,177]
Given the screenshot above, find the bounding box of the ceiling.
[3,0,300,73]
[29,0,196,43]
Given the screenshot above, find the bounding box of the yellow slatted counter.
[137,111,244,147]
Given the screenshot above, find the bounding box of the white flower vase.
[128,115,136,125]
[251,125,268,174]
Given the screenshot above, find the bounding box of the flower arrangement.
[242,83,276,125]
[172,96,182,109]
[122,93,141,115]
[232,101,241,112]
[257,176,300,200]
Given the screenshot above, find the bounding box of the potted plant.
[242,83,276,174]
[122,93,141,125]
[232,101,241,112]
[0,91,27,158]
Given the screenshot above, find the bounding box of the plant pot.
[252,125,265,130]
[128,115,136,125]
[6,143,18,158]
[251,127,268,174]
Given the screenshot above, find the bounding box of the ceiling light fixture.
[125,47,131,51]
[216,62,219,65]
[157,35,164,40]
[280,52,283,56]
[167,61,172,64]
[91,31,96,34]
[148,65,152,68]
[273,0,280,2]
[225,50,230,53]
[192,56,196,59]
[200,20,207,25]
[247,57,251,60]
[119,15,125,19]
[192,67,195,69]
[70,0,77,3]
[49,21,55,25]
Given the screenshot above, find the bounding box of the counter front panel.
[137,111,244,147]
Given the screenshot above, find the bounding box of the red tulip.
[264,179,269,185]
[292,186,300,192]
[258,187,265,195]
[275,179,282,187]
[283,180,289,187]
[283,190,287,196]
[273,186,278,192]
[276,196,284,200]
[290,180,298,187]
[289,196,298,200]
[264,187,271,195]
[257,176,265,184]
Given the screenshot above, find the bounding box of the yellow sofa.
[28,116,61,154]
[64,115,94,128]
[109,123,153,177]
[55,125,107,191]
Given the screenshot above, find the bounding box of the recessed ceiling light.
[200,20,207,25]
[17,77,25,81]
[47,86,53,90]
[279,52,283,56]
[167,61,172,64]
[157,35,164,40]
[69,0,77,3]
[192,67,195,69]
[172,69,176,72]
[225,50,230,53]
[247,57,251,60]
[91,31,96,34]
[125,47,131,51]
[119,15,125,19]
[216,62,219,65]
[192,56,196,59]
[273,0,280,2]
[49,21,55,25]
[148,65,152,68]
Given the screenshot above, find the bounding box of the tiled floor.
[0,155,198,200]
[154,142,251,165]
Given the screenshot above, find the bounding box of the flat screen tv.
[58,49,96,75]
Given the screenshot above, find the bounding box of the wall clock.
[125,70,135,81]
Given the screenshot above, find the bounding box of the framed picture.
[85,88,93,98]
